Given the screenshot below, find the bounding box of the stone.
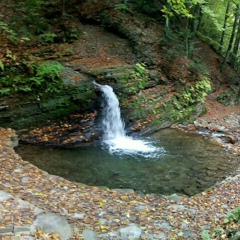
[32,213,72,240]
[183,186,197,196]
[14,226,31,234]
[167,193,182,202]
[182,230,196,238]
[112,188,135,194]
[119,224,142,239]
[0,190,13,202]
[0,226,14,234]
[158,222,172,231]
[70,213,85,219]
[83,229,98,240]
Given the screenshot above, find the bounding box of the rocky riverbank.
[0,109,239,240]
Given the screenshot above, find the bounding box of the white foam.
[103,136,164,158]
[94,81,164,157]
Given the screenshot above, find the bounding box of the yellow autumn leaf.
[100,225,108,230]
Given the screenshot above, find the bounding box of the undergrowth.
[202,207,240,240]
[0,61,64,96]
[164,77,211,121]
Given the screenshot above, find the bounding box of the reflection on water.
[16,128,240,196]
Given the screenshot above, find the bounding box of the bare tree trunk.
[219,1,231,53]
[189,3,203,33]
[223,4,240,68]
[165,2,171,30]
[62,0,66,16]
[231,22,240,69]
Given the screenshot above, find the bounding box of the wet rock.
[182,230,197,238]
[158,222,172,231]
[183,186,197,196]
[224,134,238,144]
[83,229,98,240]
[196,179,208,187]
[206,166,218,171]
[218,165,228,171]
[209,137,223,145]
[112,188,135,194]
[167,193,182,202]
[119,224,142,239]
[206,170,215,176]
[32,213,72,240]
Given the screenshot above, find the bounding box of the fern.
[36,62,63,80]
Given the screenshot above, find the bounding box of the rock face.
[0,19,208,138]
[0,70,96,130]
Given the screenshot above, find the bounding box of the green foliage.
[162,0,195,19]
[9,0,49,36]
[181,77,211,105]
[198,1,231,53]
[119,63,148,95]
[161,28,197,58]
[114,4,132,13]
[59,27,80,43]
[127,95,149,120]
[39,33,58,43]
[30,62,64,93]
[202,230,211,240]
[165,77,211,121]
[217,86,240,106]
[224,207,240,224]
[0,20,18,44]
[132,0,162,17]
[201,208,240,240]
[131,63,147,89]
[189,59,209,76]
[0,61,64,96]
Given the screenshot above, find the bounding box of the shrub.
[0,61,64,96]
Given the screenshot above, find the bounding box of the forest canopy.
[0,0,240,73]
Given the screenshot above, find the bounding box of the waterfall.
[93,81,158,156]
[99,84,126,140]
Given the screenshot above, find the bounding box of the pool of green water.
[15,128,240,196]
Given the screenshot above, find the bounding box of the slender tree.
[219,1,231,53]
[231,17,240,69]
[223,3,240,67]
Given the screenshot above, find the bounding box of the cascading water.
[93,81,160,156]
[99,84,125,140]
